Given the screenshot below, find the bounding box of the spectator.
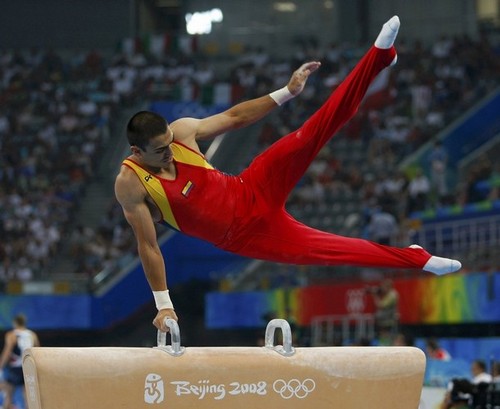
[366,206,399,245]
[392,332,414,347]
[492,361,500,382]
[426,338,451,361]
[471,359,492,384]
[427,140,449,202]
[407,168,431,214]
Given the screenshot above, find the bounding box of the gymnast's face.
[134,127,174,169]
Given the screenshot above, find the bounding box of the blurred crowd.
[0,49,120,284]
[1,29,499,288]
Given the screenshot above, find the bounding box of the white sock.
[409,245,462,275]
[423,256,462,276]
[375,16,400,49]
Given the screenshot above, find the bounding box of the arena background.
[0,0,482,51]
[1,2,500,405]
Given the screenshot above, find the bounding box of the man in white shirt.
[471,359,492,384]
[0,314,40,409]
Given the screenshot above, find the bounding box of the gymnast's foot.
[375,15,400,66]
[409,244,462,275]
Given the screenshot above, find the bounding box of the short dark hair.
[474,359,487,372]
[13,313,26,327]
[126,111,168,150]
[426,338,439,350]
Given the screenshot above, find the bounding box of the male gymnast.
[115,16,462,331]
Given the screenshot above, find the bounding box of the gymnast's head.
[126,111,174,166]
[127,111,170,151]
[13,313,27,328]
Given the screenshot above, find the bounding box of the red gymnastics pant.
[221,45,432,269]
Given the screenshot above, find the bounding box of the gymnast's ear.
[130,145,142,156]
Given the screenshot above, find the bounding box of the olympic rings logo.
[272,378,316,399]
[346,288,366,313]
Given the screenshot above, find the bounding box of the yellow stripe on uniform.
[170,143,214,169]
[123,159,180,231]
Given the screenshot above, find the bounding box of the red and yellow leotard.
[122,142,250,246]
[122,46,432,270]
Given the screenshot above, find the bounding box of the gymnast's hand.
[286,61,321,96]
[153,308,178,332]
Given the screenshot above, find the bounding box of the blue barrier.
[419,91,500,168]
[423,359,471,387]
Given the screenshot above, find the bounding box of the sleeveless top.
[122,141,250,246]
[9,329,36,368]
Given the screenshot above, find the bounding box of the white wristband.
[269,86,294,106]
[153,290,174,310]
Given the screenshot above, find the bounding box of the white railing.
[311,314,376,346]
[409,213,500,262]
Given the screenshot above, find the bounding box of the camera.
[365,286,382,295]
[448,378,500,408]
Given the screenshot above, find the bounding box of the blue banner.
[205,291,273,328]
[0,295,91,329]
[150,101,230,121]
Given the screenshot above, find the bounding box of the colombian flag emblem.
[181,181,194,197]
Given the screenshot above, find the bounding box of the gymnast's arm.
[31,330,40,347]
[0,331,16,369]
[115,167,178,331]
[171,61,322,148]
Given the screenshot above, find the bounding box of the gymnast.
[115,16,462,331]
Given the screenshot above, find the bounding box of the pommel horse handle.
[154,318,294,357]
[264,318,295,356]
[155,318,186,356]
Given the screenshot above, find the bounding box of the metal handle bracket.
[264,318,295,356]
[154,318,185,357]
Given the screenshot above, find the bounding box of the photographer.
[368,279,399,342]
[439,378,473,409]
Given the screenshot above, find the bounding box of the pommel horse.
[22,319,425,409]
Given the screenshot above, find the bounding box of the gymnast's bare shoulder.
[114,164,150,221]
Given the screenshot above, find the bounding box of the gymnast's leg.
[234,212,461,275]
[241,16,399,207]
[233,17,462,275]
